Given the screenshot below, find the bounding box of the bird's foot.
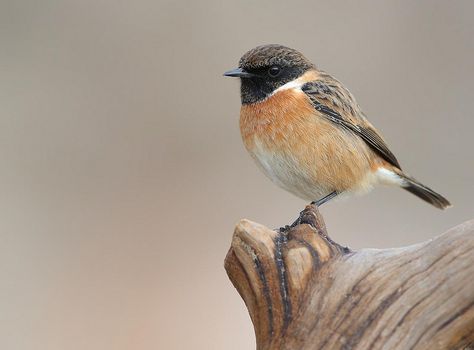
[277,225,292,233]
[279,195,335,232]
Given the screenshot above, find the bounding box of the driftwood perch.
[224,205,474,350]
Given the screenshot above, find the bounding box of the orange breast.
[240,89,375,199]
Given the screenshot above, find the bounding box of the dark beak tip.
[223,67,242,77]
[223,67,253,78]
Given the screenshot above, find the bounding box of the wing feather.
[302,78,401,169]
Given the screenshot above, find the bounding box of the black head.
[224,44,315,104]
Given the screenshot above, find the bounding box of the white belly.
[250,139,331,201]
[249,138,402,202]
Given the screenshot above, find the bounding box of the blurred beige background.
[1,1,473,349]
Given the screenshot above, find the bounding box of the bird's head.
[224,44,315,104]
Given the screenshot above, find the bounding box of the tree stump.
[224,205,474,350]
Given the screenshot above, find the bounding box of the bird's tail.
[398,172,451,210]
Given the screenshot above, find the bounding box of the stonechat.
[224,44,451,209]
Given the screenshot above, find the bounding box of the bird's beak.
[223,67,255,78]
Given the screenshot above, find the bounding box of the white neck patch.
[271,79,305,96]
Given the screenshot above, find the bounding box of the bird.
[224,44,451,212]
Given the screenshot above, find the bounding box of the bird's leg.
[288,191,339,228]
[288,212,306,228]
[311,191,339,207]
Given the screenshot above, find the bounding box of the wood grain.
[224,205,474,350]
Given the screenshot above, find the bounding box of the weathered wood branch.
[224,205,474,350]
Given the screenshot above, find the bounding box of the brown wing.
[302,75,401,169]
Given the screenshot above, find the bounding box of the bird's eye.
[268,65,281,78]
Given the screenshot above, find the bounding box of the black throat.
[239,66,310,105]
[240,78,272,104]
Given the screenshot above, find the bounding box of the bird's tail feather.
[398,173,451,210]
